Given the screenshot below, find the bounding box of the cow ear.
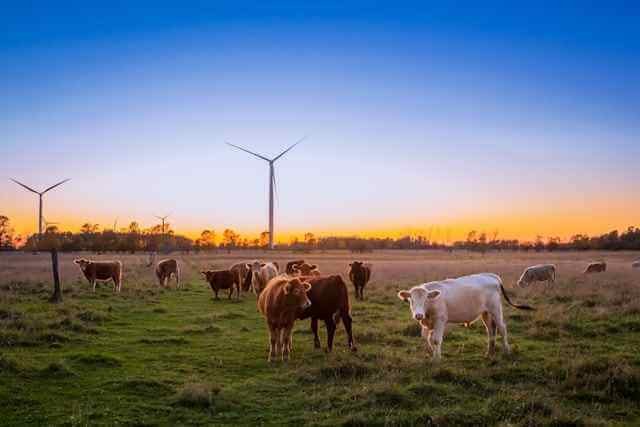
[427,290,441,300]
[245,263,251,269]
[311,264,317,269]
[303,282,312,292]
[260,263,266,267]
[397,290,411,301]
[73,259,80,264]
[349,263,353,267]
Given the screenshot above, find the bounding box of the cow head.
[294,263,318,276]
[73,258,91,271]
[200,270,215,282]
[397,287,441,321]
[349,261,363,272]
[283,278,312,310]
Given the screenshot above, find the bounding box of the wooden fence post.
[50,248,62,303]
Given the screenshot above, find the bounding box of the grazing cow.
[257,276,312,362]
[584,261,607,274]
[201,269,239,299]
[247,261,279,295]
[293,262,321,277]
[516,264,556,288]
[286,259,305,275]
[299,275,356,352]
[155,258,181,288]
[348,261,372,300]
[229,262,252,292]
[397,273,534,361]
[73,258,123,292]
[632,260,640,269]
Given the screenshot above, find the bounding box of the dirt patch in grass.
[67,352,122,368]
[173,382,221,409]
[139,337,189,345]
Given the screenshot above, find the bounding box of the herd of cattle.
[71,256,634,362]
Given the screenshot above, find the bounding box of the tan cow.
[247,261,279,295]
[584,261,607,274]
[229,262,252,292]
[293,262,321,277]
[155,258,180,288]
[516,264,556,288]
[258,276,312,362]
[74,258,123,292]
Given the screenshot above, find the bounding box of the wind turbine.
[226,136,306,250]
[10,178,70,238]
[154,214,170,235]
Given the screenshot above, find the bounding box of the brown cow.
[293,262,321,277]
[348,261,372,300]
[298,275,356,352]
[584,261,607,274]
[258,276,312,362]
[229,262,252,292]
[74,258,123,292]
[286,259,305,274]
[201,270,239,299]
[155,258,181,288]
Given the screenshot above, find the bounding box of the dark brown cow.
[298,275,356,352]
[74,258,123,292]
[155,258,180,288]
[258,276,312,362]
[584,261,607,274]
[286,259,305,274]
[348,261,372,300]
[201,270,239,299]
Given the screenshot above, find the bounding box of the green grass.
[1,277,640,426]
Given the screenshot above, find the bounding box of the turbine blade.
[226,142,270,161]
[42,178,70,194]
[272,135,307,162]
[10,178,39,194]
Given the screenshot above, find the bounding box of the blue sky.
[2,2,639,241]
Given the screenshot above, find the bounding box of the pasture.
[1,250,639,426]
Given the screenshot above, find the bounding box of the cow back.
[300,275,350,320]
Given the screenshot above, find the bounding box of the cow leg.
[91,280,96,293]
[325,317,337,352]
[430,321,445,361]
[281,325,293,361]
[493,307,511,354]
[481,312,497,357]
[311,318,321,349]
[341,311,357,352]
[421,327,434,356]
[268,324,279,362]
[214,289,219,300]
[360,286,365,300]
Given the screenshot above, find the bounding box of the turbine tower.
[154,214,170,235]
[10,178,70,238]
[226,136,306,249]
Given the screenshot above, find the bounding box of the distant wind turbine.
[226,136,306,249]
[10,178,70,238]
[154,214,170,235]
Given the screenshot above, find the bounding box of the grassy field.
[1,250,639,426]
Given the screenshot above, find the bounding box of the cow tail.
[498,277,535,311]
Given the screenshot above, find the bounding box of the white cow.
[397,273,534,361]
[247,261,279,295]
[517,264,556,288]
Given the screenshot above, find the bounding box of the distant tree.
[199,229,216,249]
[259,231,270,248]
[222,229,240,248]
[80,223,100,234]
[0,215,15,250]
[304,232,317,248]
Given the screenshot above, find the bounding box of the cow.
[298,275,356,352]
[201,269,239,299]
[73,258,123,292]
[584,261,607,274]
[397,273,534,361]
[257,276,312,362]
[516,264,556,288]
[155,258,181,288]
[632,260,640,269]
[286,259,305,275]
[247,261,279,295]
[348,261,372,300]
[229,262,252,292]
[293,262,321,277]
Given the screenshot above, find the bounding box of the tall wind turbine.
[10,178,70,238]
[226,137,306,250]
[154,214,170,235]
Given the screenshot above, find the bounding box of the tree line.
[1,215,640,252]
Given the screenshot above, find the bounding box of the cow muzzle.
[414,313,424,321]
[302,301,312,310]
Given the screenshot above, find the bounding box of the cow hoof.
[350,346,358,353]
